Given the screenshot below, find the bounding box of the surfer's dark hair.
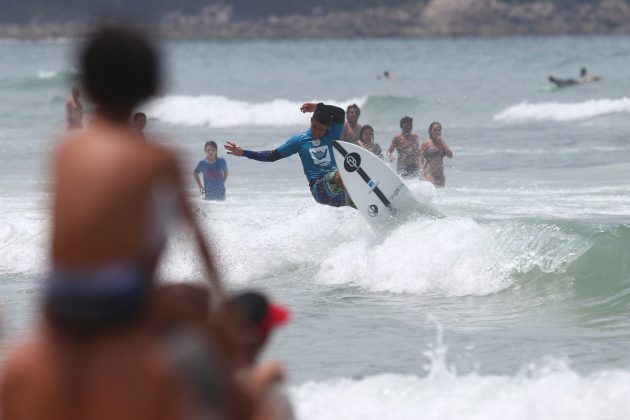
[80,24,160,122]
[204,141,218,150]
[312,110,333,126]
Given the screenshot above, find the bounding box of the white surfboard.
[332,140,440,226]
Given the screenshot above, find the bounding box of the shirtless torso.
[388,133,420,178]
[52,120,177,270]
[341,122,362,144]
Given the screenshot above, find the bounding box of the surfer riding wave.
[225,102,354,208]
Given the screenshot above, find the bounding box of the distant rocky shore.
[3,0,630,39]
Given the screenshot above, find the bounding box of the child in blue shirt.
[193,141,228,200]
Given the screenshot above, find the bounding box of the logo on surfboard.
[344,153,361,172]
[368,205,379,217]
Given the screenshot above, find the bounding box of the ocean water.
[1,35,630,419]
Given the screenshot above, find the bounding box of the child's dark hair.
[359,125,374,140]
[80,24,160,122]
[205,141,218,150]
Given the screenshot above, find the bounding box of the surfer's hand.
[225,141,243,156]
[300,102,317,113]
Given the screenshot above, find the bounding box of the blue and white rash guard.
[242,103,345,184]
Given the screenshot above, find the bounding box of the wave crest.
[494,97,630,122]
[146,95,365,128]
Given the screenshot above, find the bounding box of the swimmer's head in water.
[133,112,146,129]
[400,116,413,131]
[429,122,441,135]
[359,125,374,142]
[346,104,360,123]
[80,25,160,122]
[580,67,587,77]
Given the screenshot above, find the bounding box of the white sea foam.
[291,327,630,420]
[0,199,50,275]
[37,70,58,80]
[314,216,589,296]
[1,183,591,296]
[292,364,630,420]
[494,97,630,122]
[146,95,365,128]
[156,191,590,297]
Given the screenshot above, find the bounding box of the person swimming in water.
[132,111,147,140]
[340,103,362,144]
[419,122,453,187]
[548,67,602,87]
[224,102,354,208]
[357,125,383,158]
[65,85,83,130]
[386,116,420,179]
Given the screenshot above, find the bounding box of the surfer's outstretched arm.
[224,142,283,162]
[224,141,284,162]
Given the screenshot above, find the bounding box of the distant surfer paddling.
[548,67,601,88]
[225,102,354,208]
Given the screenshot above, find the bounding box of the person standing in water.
[225,102,353,208]
[193,140,228,201]
[65,85,83,130]
[132,111,147,140]
[386,116,420,179]
[340,104,362,144]
[357,125,383,158]
[419,122,453,187]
